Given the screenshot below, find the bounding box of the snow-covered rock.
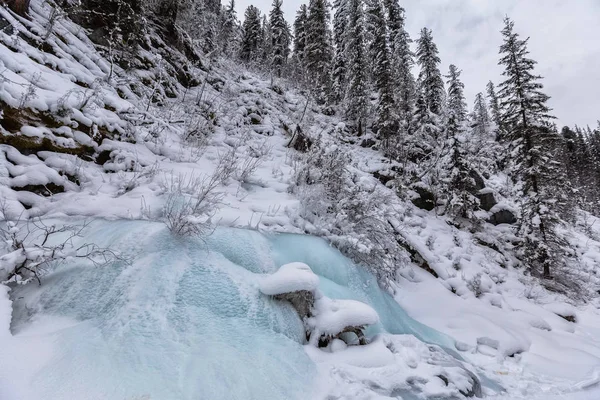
[259,262,319,296]
[308,294,379,339]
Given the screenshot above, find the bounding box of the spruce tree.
[497,17,571,278]
[344,0,368,134]
[261,15,273,66]
[410,28,444,160]
[444,65,479,220]
[269,0,292,77]
[332,0,350,102]
[486,81,501,132]
[293,4,309,65]
[473,92,490,139]
[416,28,445,117]
[240,6,263,62]
[383,0,415,134]
[446,65,467,126]
[305,0,333,101]
[221,0,240,56]
[365,0,397,146]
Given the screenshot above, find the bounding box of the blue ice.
[8,220,486,399]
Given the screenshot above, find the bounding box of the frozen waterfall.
[2,220,495,399]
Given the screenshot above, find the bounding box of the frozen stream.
[5,220,482,399]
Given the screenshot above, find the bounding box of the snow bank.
[259,262,320,296]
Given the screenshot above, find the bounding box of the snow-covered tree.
[261,15,273,65]
[305,0,333,101]
[445,64,467,127]
[332,0,350,102]
[365,0,397,146]
[416,28,445,117]
[269,0,292,77]
[497,17,572,278]
[409,28,444,161]
[240,5,263,62]
[344,0,368,134]
[293,4,309,65]
[486,81,501,132]
[473,92,490,139]
[383,0,415,134]
[221,0,240,56]
[443,65,479,221]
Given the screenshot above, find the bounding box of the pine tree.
[486,81,501,132]
[332,0,350,102]
[261,15,273,66]
[410,28,444,160]
[383,0,415,134]
[305,0,333,101]
[344,0,368,134]
[473,92,490,139]
[365,0,397,146]
[446,65,467,126]
[269,0,292,77]
[416,28,445,117]
[443,65,479,220]
[293,4,309,65]
[221,0,240,56]
[497,17,571,278]
[240,5,263,62]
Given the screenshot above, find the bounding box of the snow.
[0,221,503,400]
[259,262,320,295]
[1,1,600,398]
[0,284,11,339]
[308,294,379,336]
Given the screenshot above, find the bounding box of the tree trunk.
[3,0,30,16]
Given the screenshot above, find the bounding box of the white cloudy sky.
[235,0,600,128]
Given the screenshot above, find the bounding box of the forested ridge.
[1,0,599,295]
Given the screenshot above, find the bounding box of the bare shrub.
[0,203,121,285]
[160,149,237,236]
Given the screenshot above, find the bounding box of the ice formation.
[260,261,380,348]
[1,222,489,399]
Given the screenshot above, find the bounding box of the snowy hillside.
[2,1,600,399]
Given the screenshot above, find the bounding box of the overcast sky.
[235,0,600,128]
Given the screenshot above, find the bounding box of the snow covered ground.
[2,1,600,399]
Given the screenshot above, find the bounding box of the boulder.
[489,209,517,225]
[411,186,436,211]
[478,191,497,212]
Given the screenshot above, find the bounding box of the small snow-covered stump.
[259,262,380,348]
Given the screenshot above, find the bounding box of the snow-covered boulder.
[259,262,380,347]
[259,262,319,296]
[259,262,319,320]
[307,294,379,347]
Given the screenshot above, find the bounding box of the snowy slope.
[1,1,600,399]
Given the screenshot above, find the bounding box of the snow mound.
[309,294,379,336]
[259,262,320,296]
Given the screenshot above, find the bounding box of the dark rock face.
[360,138,377,148]
[273,290,314,320]
[412,186,436,211]
[478,192,497,212]
[469,170,485,192]
[288,127,313,152]
[489,209,517,225]
[373,171,395,186]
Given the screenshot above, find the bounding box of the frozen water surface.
[7,220,479,400]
